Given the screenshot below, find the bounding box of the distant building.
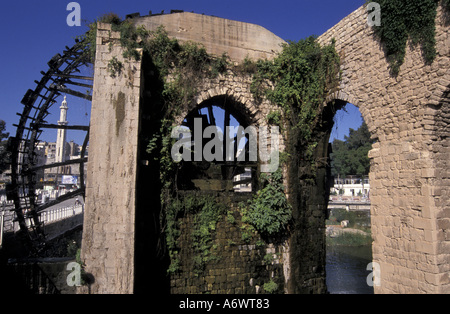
[0,96,88,192]
[233,167,252,193]
[330,175,370,198]
[38,96,88,189]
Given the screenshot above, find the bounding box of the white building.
[233,168,252,193]
[330,175,370,198]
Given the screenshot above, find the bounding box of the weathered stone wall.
[170,192,287,294]
[80,23,143,294]
[318,4,450,293]
[144,64,296,293]
[133,12,285,62]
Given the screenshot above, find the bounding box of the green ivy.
[247,38,340,214]
[165,194,226,275]
[188,195,226,275]
[107,56,123,77]
[126,25,230,276]
[263,279,279,294]
[251,36,340,162]
[368,0,447,75]
[241,169,292,237]
[77,13,122,63]
[266,110,283,126]
[165,198,183,273]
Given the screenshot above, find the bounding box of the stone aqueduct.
[80,5,449,294]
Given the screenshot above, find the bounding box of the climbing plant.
[79,14,234,275]
[251,36,340,161]
[78,13,122,63]
[367,0,448,75]
[165,194,226,275]
[139,28,231,275]
[187,195,226,275]
[241,169,292,238]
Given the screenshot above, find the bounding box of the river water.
[326,245,374,294]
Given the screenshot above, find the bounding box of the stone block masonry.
[169,192,287,294]
[132,12,286,62]
[318,4,449,294]
[80,16,296,294]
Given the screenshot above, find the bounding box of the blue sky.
[0,0,365,145]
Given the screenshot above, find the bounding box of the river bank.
[326,226,372,246]
[326,208,372,246]
[325,208,373,294]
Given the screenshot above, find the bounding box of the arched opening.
[323,101,375,294]
[175,95,257,193]
[134,91,264,294]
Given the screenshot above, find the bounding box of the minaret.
[56,95,68,163]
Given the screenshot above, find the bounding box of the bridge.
[327,200,371,212]
[1,194,83,248]
[0,196,84,294]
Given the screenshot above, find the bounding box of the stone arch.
[174,93,260,187]
[318,4,450,293]
[174,75,273,129]
[325,93,380,144]
[180,92,256,128]
[188,95,254,128]
[172,90,280,191]
[163,88,290,294]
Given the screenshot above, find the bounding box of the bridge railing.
[38,205,84,225]
[1,204,84,235]
[329,196,371,203]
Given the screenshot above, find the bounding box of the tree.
[331,122,374,179]
[0,120,10,174]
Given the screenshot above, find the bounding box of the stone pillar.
[318,4,450,294]
[80,23,143,294]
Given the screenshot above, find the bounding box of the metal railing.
[1,203,84,235]
[38,205,84,226]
